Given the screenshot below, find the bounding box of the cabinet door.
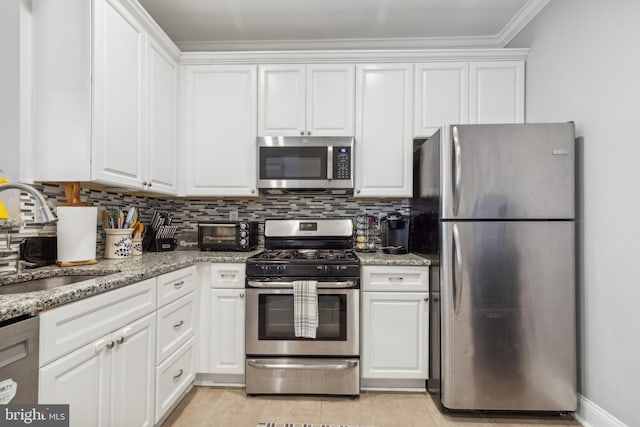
[355,64,413,197]
[258,64,306,136]
[414,63,468,137]
[209,289,245,374]
[39,336,111,427]
[92,0,146,188]
[469,61,525,124]
[361,292,428,379]
[306,64,355,136]
[110,313,156,427]
[183,65,258,196]
[146,40,178,194]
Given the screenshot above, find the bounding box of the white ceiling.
[138,0,550,51]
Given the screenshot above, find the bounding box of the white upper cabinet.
[91,0,146,188]
[182,65,258,196]
[145,40,178,194]
[31,0,180,193]
[258,64,354,136]
[306,64,355,136]
[470,61,525,124]
[354,64,414,198]
[414,62,469,138]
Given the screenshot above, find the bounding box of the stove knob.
[240,231,247,238]
[277,265,285,274]
[240,223,247,230]
[240,238,247,246]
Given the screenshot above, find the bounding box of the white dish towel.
[293,280,318,338]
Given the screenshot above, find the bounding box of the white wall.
[509,1,640,426]
[0,0,21,181]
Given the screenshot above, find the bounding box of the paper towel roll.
[57,206,97,262]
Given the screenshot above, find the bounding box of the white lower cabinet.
[39,312,156,427]
[361,266,429,389]
[154,267,197,424]
[155,337,195,423]
[209,289,245,374]
[208,264,246,376]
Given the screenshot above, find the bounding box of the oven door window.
[259,147,327,180]
[202,226,237,243]
[258,294,346,340]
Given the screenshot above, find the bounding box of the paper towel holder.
[56,182,98,267]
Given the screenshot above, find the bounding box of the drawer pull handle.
[388,277,404,281]
[116,336,125,345]
[173,320,184,329]
[106,341,115,349]
[220,274,236,279]
[174,281,185,289]
[173,369,183,381]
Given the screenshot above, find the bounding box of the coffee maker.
[380,212,409,254]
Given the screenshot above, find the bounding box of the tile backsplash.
[0,183,408,273]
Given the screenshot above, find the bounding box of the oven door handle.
[247,359,358,371]
[247,280,356,289]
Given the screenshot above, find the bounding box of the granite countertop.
[0,248,438,323]
[355,251,433,266]
[0,250,260,323]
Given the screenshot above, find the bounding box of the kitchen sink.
[0,275,108,295]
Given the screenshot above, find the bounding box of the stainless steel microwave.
[257,136,354,193]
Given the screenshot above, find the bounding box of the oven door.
[246,286,359,357]
[198,223,239,250]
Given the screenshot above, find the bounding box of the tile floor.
[161,387,582,427]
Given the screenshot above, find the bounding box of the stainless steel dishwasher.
[0,315,39,404]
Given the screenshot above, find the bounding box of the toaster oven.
[198,221,258,251]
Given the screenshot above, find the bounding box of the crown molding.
[497,0,551,47]
[176,35,503,53]
[179,48,529,66]
[121,0,181,60]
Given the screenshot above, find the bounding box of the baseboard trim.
[575,394,628,427]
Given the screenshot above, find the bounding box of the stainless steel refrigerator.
[410,123,577,412]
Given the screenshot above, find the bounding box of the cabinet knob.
[307,131,311,135]
[300,131,304,135]
[142,181,148,187]
[356,189,361,194]
[239,292,245,298]
[148,182,152,187]
[424,297,429,302]
[106,341,115,349]
[116,336,125,345]
[251,189,255,194]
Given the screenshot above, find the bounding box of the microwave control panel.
[333,147,352,180]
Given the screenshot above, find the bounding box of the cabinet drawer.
[157,266,196,308]
[40,278,156,367]
[211,263,245,289]
[362,266,429,292]
[157,292,196,364]
[155,337,195,423]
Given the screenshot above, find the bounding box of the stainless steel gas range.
[245,218,360,396]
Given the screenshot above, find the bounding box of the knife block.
[148,237,177,252]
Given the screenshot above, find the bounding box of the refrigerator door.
[440,221,576,411]
[441,123,575,220]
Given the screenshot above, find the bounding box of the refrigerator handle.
[452,126,462,217]
[452,224,462,314]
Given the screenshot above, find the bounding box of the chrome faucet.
[0,183,58,224]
